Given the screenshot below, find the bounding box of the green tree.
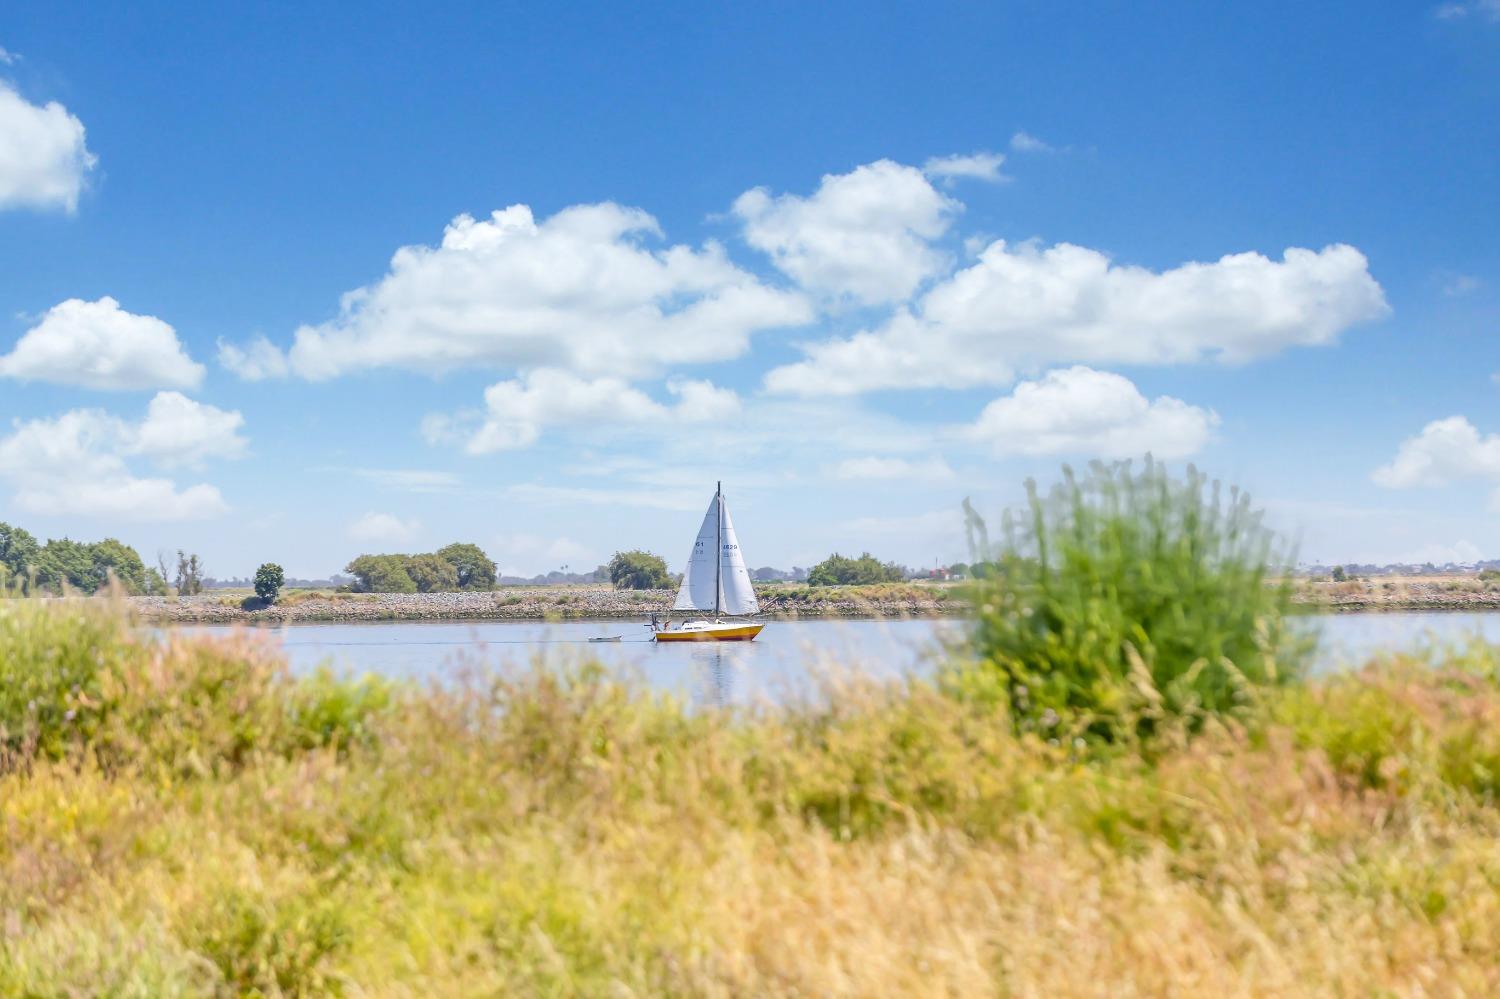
[88,539,147,594]
[1330,565,1347,582]
[0,522,40,591]
[345,554,417,594]
[435,542,496,590]
[254,563,285,603]
[34,539,97,593]
[807,552,905,586]
[143,567,171,596]
[948,562,970,578]
[406,553,459,593]
[608,550,671,590]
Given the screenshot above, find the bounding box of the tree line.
[343,543,497,593]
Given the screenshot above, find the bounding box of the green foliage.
[608,549,671,590]
[957,459,1309,740]
[406,553,459,593]
[345,554,418,594]
[436,542,497,590]
[0,521,40,591]
[807,551,906,586]
[1331,565,1348,582]
[344,543,497,593]
[254,563,285,603]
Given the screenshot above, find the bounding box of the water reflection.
[690,645,736,708]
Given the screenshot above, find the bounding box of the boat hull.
[653,622,764,642]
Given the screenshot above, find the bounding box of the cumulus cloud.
[1373,417,1500,495]
[0,393,241,520]
[0,81,96,213]
[433,369,742,454]
[231,203,809,382]
[922,151,1007,184]
[733,159,959,305]
[127,391,247,467]
[766,241,1388,395]
[0,297,204,390]
[966,366,1217,459]
[217,335,289,381]
[347,512,421,545]
[829,456,956,481]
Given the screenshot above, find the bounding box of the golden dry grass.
[3,598,1500,995]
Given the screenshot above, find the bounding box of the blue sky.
[1,1,1498,578]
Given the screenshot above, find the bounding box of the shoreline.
[127,583,962,625]
[89,577,1500,623]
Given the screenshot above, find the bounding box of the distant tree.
[948,562,970,578]
[407,553,459,593]
[35,539,97,593]
[608,550,672,590]
[174,551,205,596]
[807,552,905,586]
[590,564,610,583]
[88,538,147,594]
[143,567,170,596]
[1330,565,1347,582]
[0,522,40,591]
[345,554,417,594]
[436,542,497,590]
[254,562,285,603]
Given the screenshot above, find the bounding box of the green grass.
[2,597,1500,993]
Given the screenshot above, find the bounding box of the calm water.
[181,611,1500,706]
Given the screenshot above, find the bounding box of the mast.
[714,481,722,617]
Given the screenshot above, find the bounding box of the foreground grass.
[4,600,1500,995]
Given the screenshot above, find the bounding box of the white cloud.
[1441,274,1481,297]
[922,151,1007,184]
[0,81,96,213]
[1436,1,1500,21]
[238,203,808,382]
[217,335,289,381]
[829,456,956,481]
[347,512,421,545]
[492,532,595,575]
[967,366,1216,460]
[438,369,742,454]
[0,46,16,65]
[1373,416,1500,490]
[0,297,203,390]
[127,391,247,467]
[766,241,1388,395]
[733,159,959,305]
[0,397,237,521]
[346,468,461,493]
[504,482,703,512]
[1009,132,1055,153]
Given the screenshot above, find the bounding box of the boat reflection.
[687,643,752,708]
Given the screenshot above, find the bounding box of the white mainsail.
[672,485,759,616]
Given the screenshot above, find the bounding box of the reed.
[2,596,1500,994]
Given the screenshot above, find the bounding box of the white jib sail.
[717,499,759,616]
[672,489,760,616]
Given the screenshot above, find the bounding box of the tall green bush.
[957,459,1309,739]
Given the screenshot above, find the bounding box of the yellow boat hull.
[653,622,765,642]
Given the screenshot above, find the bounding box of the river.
[180,610,1500,707]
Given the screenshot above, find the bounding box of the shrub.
[254,563,285,603]
[955,459,1310,740]
[608,550,671,590]
[436,542,497,590]
[807,552,905,586]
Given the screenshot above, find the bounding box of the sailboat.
[653,482,765,642]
